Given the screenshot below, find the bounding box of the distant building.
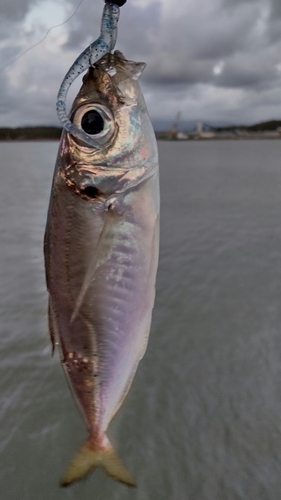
[177,132,189,140]
[199,131,215,139]
[196,121,203,134]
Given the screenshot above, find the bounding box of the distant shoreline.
[1,136,281,142]
[0,138,61,142]
[156,135,281,141]
[1,135,281,142]
[0,126,62,142]
[1,120,281,141]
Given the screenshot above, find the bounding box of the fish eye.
[81,110,104,135]
[72,103,114,144]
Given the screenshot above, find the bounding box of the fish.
[44,50,159,487]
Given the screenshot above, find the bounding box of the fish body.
[44,51,159,486]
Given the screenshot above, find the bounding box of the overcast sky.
[1,0,281,127]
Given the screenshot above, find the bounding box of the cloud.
[268,0,281,18]
[1,0,281,127]
[64,0,162,58]
[0,0,35,21]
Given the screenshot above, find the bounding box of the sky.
[1,0,281,127]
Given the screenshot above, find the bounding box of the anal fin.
[48,298,58,355]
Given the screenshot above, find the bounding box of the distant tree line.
[214,120,281,133]
[0,126,62,141]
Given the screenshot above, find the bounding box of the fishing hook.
[56,1,126,148]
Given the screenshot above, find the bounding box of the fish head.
[58,51,158,199]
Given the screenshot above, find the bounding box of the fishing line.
[4,0,84,69]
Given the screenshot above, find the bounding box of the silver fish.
[44,50,159,487]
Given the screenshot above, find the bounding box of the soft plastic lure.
[56,0,126,147]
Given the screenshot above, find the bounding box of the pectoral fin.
[70,208,116,324]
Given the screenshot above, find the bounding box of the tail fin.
[60,435,136,488]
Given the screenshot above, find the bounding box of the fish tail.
[60,435,136,488]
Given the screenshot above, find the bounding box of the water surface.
[1,140,281,499]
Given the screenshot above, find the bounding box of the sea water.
[1,140,281,500]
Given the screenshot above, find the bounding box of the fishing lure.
[57,0,126,146]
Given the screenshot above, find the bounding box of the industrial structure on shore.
[156,118,281,141]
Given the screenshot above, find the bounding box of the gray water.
[1,140,281,500]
